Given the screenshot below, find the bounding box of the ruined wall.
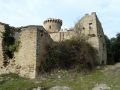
[0,24,5,66]
[49,30,75,42]
[49,12,107,65]
[14,26,52,78]
[49,32,61,41]
[44,18,75,42]
[74,12,107,64]
[36,26,52,76]
[0,12,107,78]
[0,25,52,78]
[96,18,107,64]
[63,30,75,40]
[76,13,100,48]
[13,26,37,78]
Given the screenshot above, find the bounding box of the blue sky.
[0,0,120,38]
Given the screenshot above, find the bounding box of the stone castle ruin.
[0,12,107,78]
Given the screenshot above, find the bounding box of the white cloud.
[0,0,120,37]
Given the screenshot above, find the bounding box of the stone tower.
[43,18,62,33]
[75,12,107,65]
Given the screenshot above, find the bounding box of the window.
[88,34,96,37]
[89,23,93,30]
[89,23,92,25]
[49,25,51,29]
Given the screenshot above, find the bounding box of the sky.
[0,0,120,38]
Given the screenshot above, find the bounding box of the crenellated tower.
[43,18,62,33]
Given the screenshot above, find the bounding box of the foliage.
[0,73,41,90]
[104,35,114,64]
[42,37,97,72]
[1,25,20,60]
[1,67,120,90]
[105,33,120,64]
[0,25,21,66]
[111,33,120,62]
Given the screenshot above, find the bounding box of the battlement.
[43,18,62,25]
[43,18,62,33]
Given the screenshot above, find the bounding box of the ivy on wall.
[1,25,20,66]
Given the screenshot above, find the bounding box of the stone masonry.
[0,12,107,78]
[0,25,52,78]
[43,12,107,65]
[0,23,6,66]
[74,12,107,64]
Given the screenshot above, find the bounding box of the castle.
[0,12,107,78]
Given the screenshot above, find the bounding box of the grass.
[0,66,120,90]
[0,73,39,90]
[37,70,107,90]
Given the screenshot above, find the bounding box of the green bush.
[42,37,97,72]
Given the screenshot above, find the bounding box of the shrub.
[41,36,97,72]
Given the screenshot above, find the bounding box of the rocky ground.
[92,63,120,90]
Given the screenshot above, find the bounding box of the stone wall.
[0,24,5,66]
[13,26,37,78]
[14,26,52,78]
[49,30,75,42]
[63,30,75,40]
[49,12,107,65]
[0,25,52,78]
[36,26,52,76]
[0,12,107,78]
[74,12,107,64]
[49,32,61,41]
[96,17,107,64]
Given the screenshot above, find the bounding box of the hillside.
[0,63,120,90]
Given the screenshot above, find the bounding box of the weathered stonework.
[0,12,107,78]
[0,25,52,78]
[44,12,107,65]
[14,26,38,78]
[43,18,62,33]
[74,12,107,64]
[0,23,5,66]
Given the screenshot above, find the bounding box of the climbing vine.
[1,25,20,66]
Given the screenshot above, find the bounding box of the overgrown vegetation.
[105,33,120,64]
[41,37,97,72]
[1,25,20,66]
[1,65,120,90]
[0,73,42,90]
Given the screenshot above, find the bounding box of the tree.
[111,33,120,62]
[104,35,114,64]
